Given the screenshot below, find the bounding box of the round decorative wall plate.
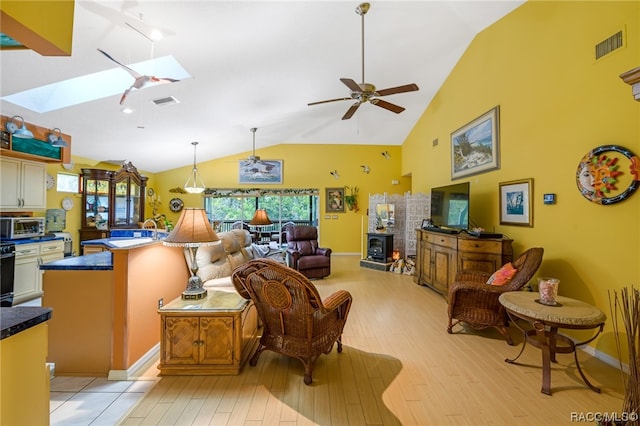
[61,196,74,211]
[147,188,155,196]
[169,198,184,212]
[46,173,55,190]
[576,144,640,205]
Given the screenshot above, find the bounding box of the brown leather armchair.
[447,247,544,345]
[285,225,331,279]
[231,259,352,385]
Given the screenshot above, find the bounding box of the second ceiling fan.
[308,2,419,120]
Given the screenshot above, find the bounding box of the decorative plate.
[169,198,184,212]
[61,196,74,211]
[147,188,155,196]
[576,144,640,205]
[46,173,55,190]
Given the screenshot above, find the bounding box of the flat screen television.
[429,182,470,231]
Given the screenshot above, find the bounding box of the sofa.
[186,229,283,292]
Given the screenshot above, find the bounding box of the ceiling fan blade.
[308,97,352,106]
[370,98,405,114]
[342,102,361,120]
[340,78,363,93]
[376,83,419,97]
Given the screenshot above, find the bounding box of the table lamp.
[249,209,272,226]
[163,208,219,299]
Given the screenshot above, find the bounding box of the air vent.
[595,30,624,60]
[151,96,179,107]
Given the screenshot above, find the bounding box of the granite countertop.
[1,307,53,340]
[1,235,63,245]
[39,251,113,271]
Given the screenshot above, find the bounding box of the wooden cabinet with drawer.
[415,229,513,296]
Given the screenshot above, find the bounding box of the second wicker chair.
[447,247,544,345]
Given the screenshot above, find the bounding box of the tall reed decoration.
[609,286,639,425]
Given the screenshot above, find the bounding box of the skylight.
[1,55,191,113]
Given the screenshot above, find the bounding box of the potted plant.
[606,286,639,426]
[345,186,359,212]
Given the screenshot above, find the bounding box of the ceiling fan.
[308,2,419,120]
[245,127,263,164]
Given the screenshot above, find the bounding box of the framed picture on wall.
[499,178,533,227]
[325,187,345,213]
[451,106,500,179]
[239,160,283,184]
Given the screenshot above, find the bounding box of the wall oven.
[1,241,16,306]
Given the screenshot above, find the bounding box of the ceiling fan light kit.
[308,2,419,120]
[183,141,206,194]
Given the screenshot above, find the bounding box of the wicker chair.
[447,247,544,345]
[231,258,352,385]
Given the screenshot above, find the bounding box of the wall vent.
[151,96,179,106]
[595,30,624,60]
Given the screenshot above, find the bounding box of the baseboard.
[108,343,160,381]
[579,343,628,374]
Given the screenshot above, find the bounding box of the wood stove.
[367,233,394,263]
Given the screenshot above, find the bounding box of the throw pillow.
[486,263,517,286]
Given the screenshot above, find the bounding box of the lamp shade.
[163,208,219,247]
[249,209,272,226]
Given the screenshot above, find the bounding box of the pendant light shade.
[184,141,206,194]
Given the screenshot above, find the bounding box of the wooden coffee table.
[498,291,606,395]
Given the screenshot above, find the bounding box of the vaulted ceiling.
[0,1,524,173]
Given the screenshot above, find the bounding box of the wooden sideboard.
[414,229,513,295]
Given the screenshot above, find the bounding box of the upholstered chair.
[447,247,544,345]
[285,225,331,279]
[231,259,352,385]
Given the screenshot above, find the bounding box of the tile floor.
[49,358,160,426]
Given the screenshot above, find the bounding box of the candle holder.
[538,277,560,305]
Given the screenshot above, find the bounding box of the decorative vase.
[538,277,560,305]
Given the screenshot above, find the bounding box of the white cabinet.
[0,157,46,210]
[14,240,64,304]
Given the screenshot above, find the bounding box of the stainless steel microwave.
[0,217,45,239]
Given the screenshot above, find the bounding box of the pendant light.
[183,141,206,194]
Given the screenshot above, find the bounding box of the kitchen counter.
[1,306,52,340]
[0,234,63,245]
[39,251,113,271]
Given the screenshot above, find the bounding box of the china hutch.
[80,162,147,242]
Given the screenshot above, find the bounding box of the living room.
[1,1,639,424]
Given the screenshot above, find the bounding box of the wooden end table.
[158,290,259,375]
[498,291,606,395]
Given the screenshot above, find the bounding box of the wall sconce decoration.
[5,115,34,139]
[47,128,68,147]
[330,170,340,179]
[183,141,206,194]
[381,151,391,160]
[361,165,370,174]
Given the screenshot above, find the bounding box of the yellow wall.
[403,1,639,361]
[151,144,410,254]
[0,0,74,56]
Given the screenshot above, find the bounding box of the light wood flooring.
[116,255,625,425]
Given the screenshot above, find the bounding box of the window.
[56,172,80,193]
[204,189,319,231]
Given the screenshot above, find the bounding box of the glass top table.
[499,291,606,395]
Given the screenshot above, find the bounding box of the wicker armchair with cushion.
[447,247,544,345]
[231,258,352,385]
[285,225,332,279]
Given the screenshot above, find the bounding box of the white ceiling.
[0,0,524,173]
